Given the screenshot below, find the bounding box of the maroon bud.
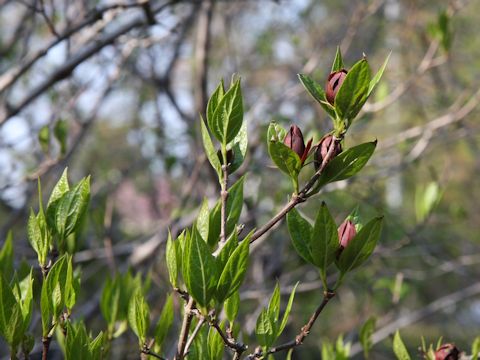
[325,69,348,105]
[284,125,306,160]
[434,344,460,360]
[338,219,356,249]
[314,134,342,170]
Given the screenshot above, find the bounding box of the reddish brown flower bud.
[338,219,356,249]
[284,125,306,159]
[325,69,348,105]
[434,344,460,360]
[314,134,342,170]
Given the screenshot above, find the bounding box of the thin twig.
[175,297,195,360]
[183,317,206,356]
[141,349,166,360]
[211,320,247,357]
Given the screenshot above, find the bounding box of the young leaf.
[54,119,68,155]
[28,208,50,267]
[208,322,225,360]
[166,231,179,288]
[128,290,150,344]
[41,254,69,336]
[287,208,314,264]
[216,232,238,272]
[337,217,383,274]
[48,176,91,240]
[184,229,217,308]
[100,276,120,326]
[368,52,391,96]
[196,198,210,243]
[0,274,23,348]
[393,331,411,360]
[65,257,79,310]
[154,293,174,353]
[471,336,480,360]
[310,203,339,273]
[359,317,376,359]
[267,122,302,185]
[200,118,222,179]
[227,119,248,174]
[216,237,250,303]
[277,282,298,337]
[207,80,225,126]
[255,308,275,349]
[317,140,377,188]
[268,283,281,330]
[47,168,70,208]
[0,230,14,278]
[297,74,337,119]
[224,290,240,323]
[331,46,345,72]
[209,78,243,145]
[335,59,372,122]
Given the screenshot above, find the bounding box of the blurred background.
[0,0,479,358]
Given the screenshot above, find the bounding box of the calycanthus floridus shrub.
[1,48,478,360]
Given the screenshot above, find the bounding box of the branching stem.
[175,297,195,360]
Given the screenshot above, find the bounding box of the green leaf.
[100,275,120,326]
[216,236,250,303]
[28,208,50,267]
[224,290,240,322]
[209,78,243,145]
[298,74,337,119]
[287,208,314,264]
[255,308,275,349]
[128,290,150,343]
[208,322,225,360]
[337,217,383,274]
[277,282,298,337]
[331,46,345,72]
[359,317,376,359]
[317,141,377,188]
[471,336,480,360]
[227,119,248,174]
[207,176,245,248]
[393,331,411,360]
[310,202,339,273]
[415,182,442,223]
[64,257,79,310]
[15,270,34,334]
[41,254,69,336]
[438,11,452,51]
[154,293,174,353]
[0,273,23,348]
[166,231,179,288]
[47,176,90,240]
[197,198,210,243]
[47,168,70,208]
[54,119,68,155]
[268,283,281,328]
[38,125,50,153]
[0,230,14,278]
[184,229,217,308]
[267,123,301,186]
[207,80,225,126]
[335,59,372,122]
[368,52,391,96]
[201,118,222,179]
[216,232,238,272]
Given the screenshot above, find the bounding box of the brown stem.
[183,317,206,356]
[175,297,195,360]
[220,164,229,244]
[211,320,247,358]
[42,336,51,360]
[250,136,343,244]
